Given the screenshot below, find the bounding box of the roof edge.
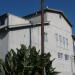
[23,8,72,27]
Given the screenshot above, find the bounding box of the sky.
[0,0,75,33]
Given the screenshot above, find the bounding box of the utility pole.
[41,0,44,75]
[41,0,44,56]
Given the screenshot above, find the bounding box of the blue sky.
[0,0,75,33]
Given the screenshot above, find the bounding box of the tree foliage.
[0,59,5,75]
[0,44,58,75]
[0,59,3,73]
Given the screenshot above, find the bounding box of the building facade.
[0,8,75,75]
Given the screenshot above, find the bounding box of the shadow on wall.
[0,32,8,39]
[0,14,7,26]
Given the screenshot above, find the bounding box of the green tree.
[0,59,2,73]
[2,44,58,75]
[16,45,30,75]
[28,47,59,75]
[0,59,3,74]
[0,59,5,75]
[3,49,17,75]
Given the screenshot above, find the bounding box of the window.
[63,37,65,48]
[55,33,59,46]
[58,52,63,59]
[59,35,62,46]
[55,33,68,49]
[55,33,58,42]
[63,37,68,49]
[55,34,69,49]
[65,54,69,60]
[66,38,68,48]
[44,32,48,42]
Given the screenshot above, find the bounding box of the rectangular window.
[58,52,63,59]
[59,35,62,46]
[65,54,69,60]
[63,37,65,48]
[55,33,58,42]
[44,32,48,42]
[55,33,59,46]
[66,38,68,48]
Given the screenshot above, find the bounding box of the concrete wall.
[28,12,74,75]
[0,12,74,75]
[26,13,47,25]
[8,14,30,26]
[0,31,9,59]
[7,12,74,75]
[0,13,31,59]
[8,28,30,52]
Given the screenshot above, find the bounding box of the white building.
[72,35,75,62]
[0,8,75,75]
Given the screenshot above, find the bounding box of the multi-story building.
[0,8,75,75]
[72,35,75,61]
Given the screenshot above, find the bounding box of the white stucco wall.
[8,14,30,26]
[0,13,31,59]
[28,12,74,75]
[26,13,47,25]
[8,28,30,52]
